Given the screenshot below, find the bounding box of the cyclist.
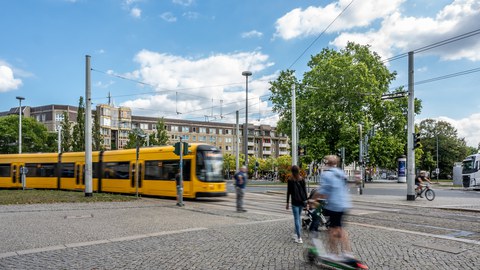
[415,170,432,197]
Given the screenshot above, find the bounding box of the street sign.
[435,168,440,175]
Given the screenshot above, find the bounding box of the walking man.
[234,165,247,212]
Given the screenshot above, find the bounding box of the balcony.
[279,151,289,155]
[263,142,271,147]
[279,143,288,148]
[248,141,255,146]
[248,149,255,155]
[263,150,272,155]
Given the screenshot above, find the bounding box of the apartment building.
[1,103,290,158]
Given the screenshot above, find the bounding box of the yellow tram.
[0,144,227,198]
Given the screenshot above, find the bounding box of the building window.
[55,112,64,122]
[192,136,196,141]
[182,126,190,132]
[210,136,216,143]
[199,127,206,133]
[152,124,157,130]
[209,128,216,134]
[218,128,223,134]
[199,136,206,142]
[225,138,232,143]
[140,123,148,130]
[183,135,189,140]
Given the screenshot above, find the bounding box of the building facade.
[1,103,290,158]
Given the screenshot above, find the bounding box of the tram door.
[10,163,27,188]
[11,163,25,189]
[130,161,144,194]
[75,163,84,190]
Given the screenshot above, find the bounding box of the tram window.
[92,163,99,178]
[25,163,57,177]
[0,164,10,177]
[104,162,130,179]
[145,160,191,181]
[60,163,75,177]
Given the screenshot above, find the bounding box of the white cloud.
[130,7,142,18]
[274,0,405,40]
[160,12,177,22]
[242,30,263,39]
[120,50,275,120]
[183,11,199,20]
[0,64,22,92]
[331,0,480,61]
[173,0,194,7]
[429,114,480,147]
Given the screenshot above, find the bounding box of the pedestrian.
[234,165,247,212]
[286,165,308,244]
[317,155,353,260]
[175,169,184,207]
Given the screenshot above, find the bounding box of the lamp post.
[16,96,25,154]
[242,71,252,171]
[134,128,146,198]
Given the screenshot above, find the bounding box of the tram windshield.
[196,150,223,182]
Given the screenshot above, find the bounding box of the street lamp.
[242,71,252,170]
[16,96,25,154]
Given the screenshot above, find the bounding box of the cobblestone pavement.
[0,192,479,269]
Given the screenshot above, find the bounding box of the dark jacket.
[234,171,247,188]
[286,178,307,207]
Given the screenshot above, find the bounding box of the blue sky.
[1,0,479,147]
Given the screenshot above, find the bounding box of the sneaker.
[292,234,297,240]
[295,237,303,244]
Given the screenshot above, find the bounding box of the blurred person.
[234,166,248,212]
[317,155,353,260]
[286,165,308,244]
[415,170,432,198]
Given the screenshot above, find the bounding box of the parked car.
[387,174,398,180]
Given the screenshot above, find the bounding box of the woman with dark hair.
[286,165,308,244]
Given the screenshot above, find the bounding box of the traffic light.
[413,132,421,149]
[174,142,189,156]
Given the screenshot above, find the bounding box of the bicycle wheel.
[425,189,435,201]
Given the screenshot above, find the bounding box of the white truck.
[462,153,480,189]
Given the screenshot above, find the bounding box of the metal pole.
[16,96,25,154]
[359,124,364,187]
[407,51,415,201]
[135,140,140,198]
[242,71,252,171]
[436,133,439,182]
[178,137,184,206]
[291,84,297,166]
[58,125,62,153]
[236,110,240,172]
[85,55,93,197]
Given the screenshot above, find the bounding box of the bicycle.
[416,183,435,201]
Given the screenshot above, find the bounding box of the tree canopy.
[418,119,473,178]
[0,115,55,153]
[270,42,421,169]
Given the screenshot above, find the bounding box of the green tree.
[418,119,470,178]
[223,152,236,179]
[92,109,103,151]
[149,118,169,146]
[60,112,73,152]
[269,42,422,169]
[0,115,55,153]
[124,129,147,149]
[72,97,85,151]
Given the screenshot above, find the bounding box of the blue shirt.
[318,167,351,212]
